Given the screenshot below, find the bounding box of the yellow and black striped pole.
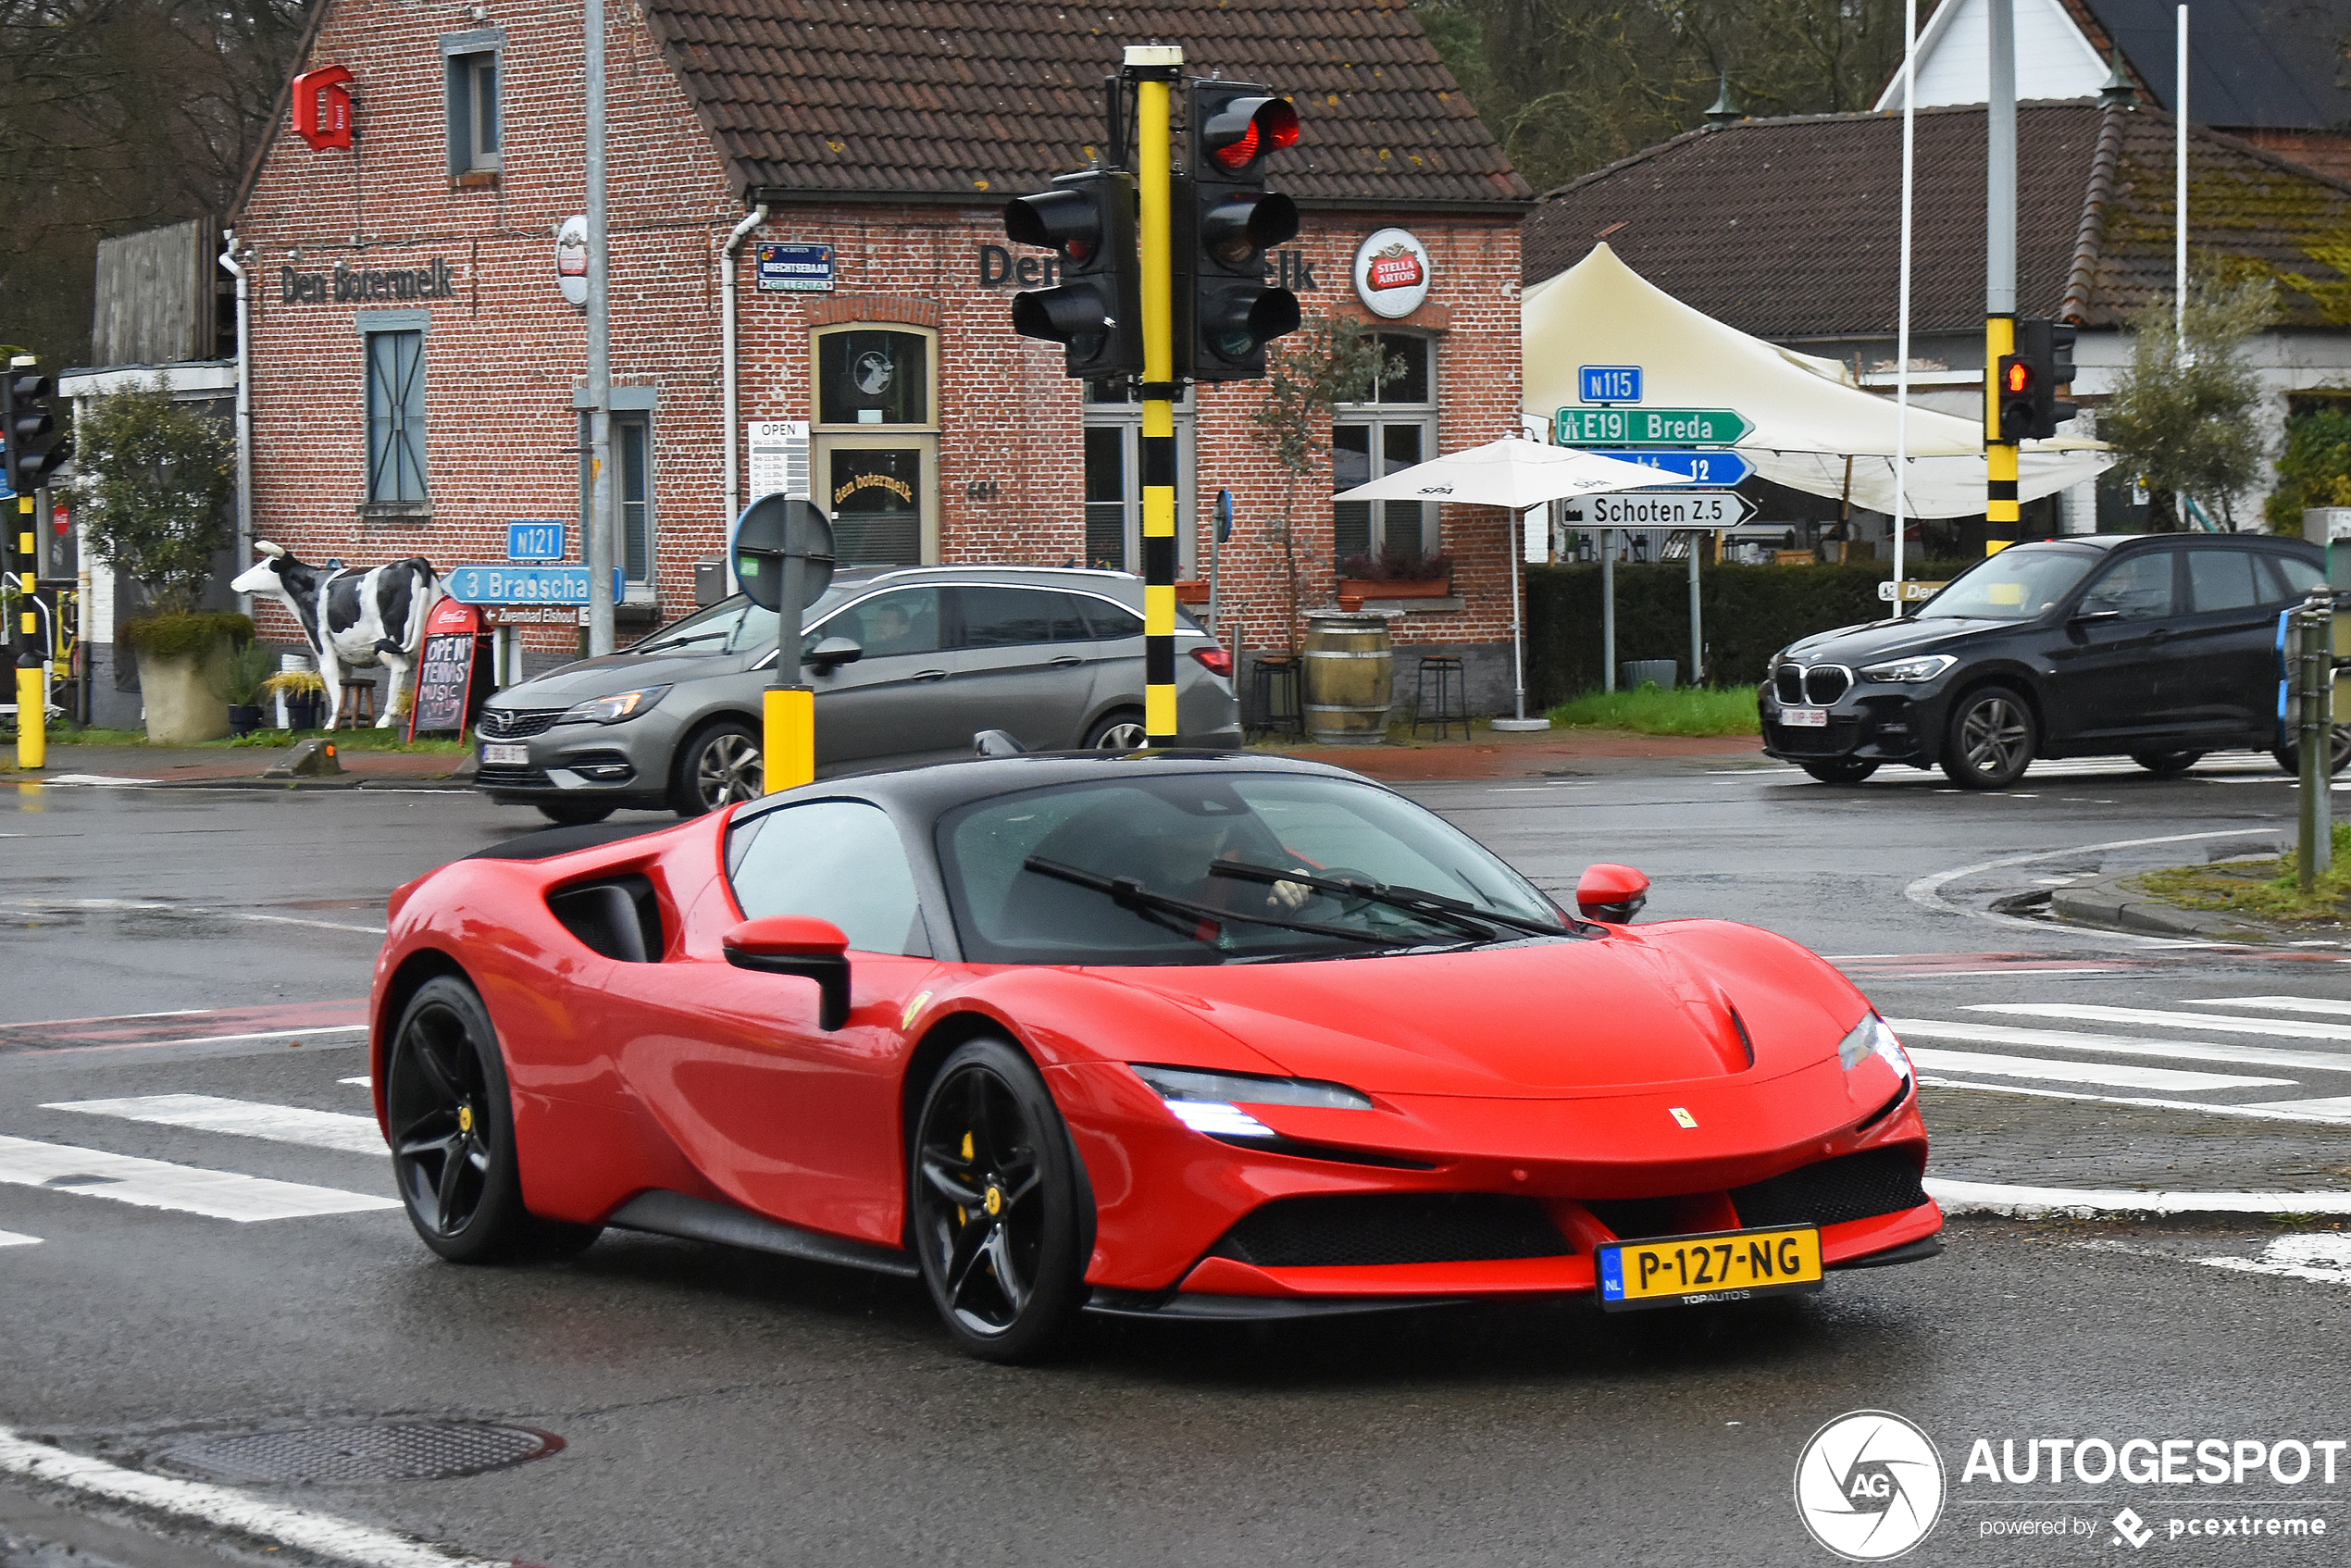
[14,494,41,769]
[1984,314,2018,555]
[1127,44,1182,746]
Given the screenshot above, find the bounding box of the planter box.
[141,642,233,744]
[1175,579,1212,604]
[1339,576,1451,602]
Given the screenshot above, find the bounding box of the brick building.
[226,0,1532,705]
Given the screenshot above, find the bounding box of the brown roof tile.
[641,0,1528,208]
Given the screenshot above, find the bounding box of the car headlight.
[1837,1014,1912,1079]
[1130,1064,1373,1137]
[1859,653,1955,683]
[558,685,670,724]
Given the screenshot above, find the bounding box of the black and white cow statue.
[230,541,441,729]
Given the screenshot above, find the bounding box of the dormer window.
[441,30,504,182]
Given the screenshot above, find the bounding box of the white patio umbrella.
[1334,437,1692,728]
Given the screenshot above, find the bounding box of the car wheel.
[2271,724,2351,778]
[669,719,763,816]
[2131,750,2204,777]
[1084,710,1149,751]
[910,1039,1088,1363]
[535,800,616,826]
[386,977,544,1263]
[1798,758,1880,785]
[1939,686,2037,790]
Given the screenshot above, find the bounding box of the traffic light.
[1994,351,2034,442]
[1181,80,1301,380]
[2016,317,2079,439]
[3,362,66,494]
[1002,170,1142,380]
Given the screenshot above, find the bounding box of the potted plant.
[73,376,241,743]
[1338,543,1454,603]
[258,667,328,732]
[216,641,276,735]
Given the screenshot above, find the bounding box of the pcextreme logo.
[1795,1410,1947,1561]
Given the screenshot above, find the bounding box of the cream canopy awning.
[1523,245,2111,518]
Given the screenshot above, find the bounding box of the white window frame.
[1082,380,1196,577]
[1333,332,1438,561]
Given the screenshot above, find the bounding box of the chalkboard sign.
[408,599,484,740]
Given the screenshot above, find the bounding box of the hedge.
[120,611,254,660]
[1524,561,1978,707]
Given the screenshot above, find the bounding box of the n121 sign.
[506,521,566,562]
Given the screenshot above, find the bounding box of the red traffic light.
[2003,359,2032,395]
[1204,97,1300,171]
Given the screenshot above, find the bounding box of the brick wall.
[235,0,1524,666]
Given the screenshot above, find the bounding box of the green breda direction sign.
[1555,407,1753,447]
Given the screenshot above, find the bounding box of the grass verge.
[44,721,467,754]
[2135,823,2351,925]
[1548,684,1760,738]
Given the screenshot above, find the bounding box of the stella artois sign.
[1353,228,1432,318]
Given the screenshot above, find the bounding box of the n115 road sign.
[445,565,623,604]
[1574,491,1757,529]
[1556,407,1752,447]
[1579,449,1753,487]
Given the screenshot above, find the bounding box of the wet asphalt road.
[3,757,2350,1567]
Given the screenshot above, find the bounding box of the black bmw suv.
[1760,534,2341,789]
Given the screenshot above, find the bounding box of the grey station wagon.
[473,566,1241,823]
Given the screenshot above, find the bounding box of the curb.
[1927,1178,2351,1217]
[2047,864,2312,942]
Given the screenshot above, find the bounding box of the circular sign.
[1352,227,1432,318]
[555,216,588,308]
[1793,1411,1945,1561]
[731,495,835,612]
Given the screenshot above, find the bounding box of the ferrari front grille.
[1728,1148,1927,1230]
[1209,1193,1573,1269]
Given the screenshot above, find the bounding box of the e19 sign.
[1579,365,1642,404]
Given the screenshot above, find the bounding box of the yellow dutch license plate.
[1596,1225,1824,1312]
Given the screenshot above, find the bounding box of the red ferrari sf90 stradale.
[370,752,1939,1360]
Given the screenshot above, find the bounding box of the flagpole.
[1893,0,1916,605]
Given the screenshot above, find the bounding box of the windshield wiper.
[1209,862,1576,940]
[1021,856,1398,948]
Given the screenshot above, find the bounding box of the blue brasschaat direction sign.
[1579,449,1753,488]
[445,565,623,605]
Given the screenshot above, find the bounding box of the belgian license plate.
[1596,1225,1824,1312]
[482,742,529,765]
[1781,707,1829,728]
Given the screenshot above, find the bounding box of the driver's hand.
[1269,875,1314,911]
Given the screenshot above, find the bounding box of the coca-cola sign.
[1353,228,1432,318]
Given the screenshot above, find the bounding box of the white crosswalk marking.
[1967,1002,2351,1043]
[0,1135,398,1222]
[45,1095,385,1157]
[2196,996,2351,1019]
[338,1076,371,1088]
[1905,1048,2289,1092]
[2235,1096,2351,1122]
[1886,1017,2351,1075]
[0,1229,39,1247]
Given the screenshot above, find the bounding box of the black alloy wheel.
[2131,751,2204,778]
[1084,709,1149,751]
[1799,757,1880,785]
[910,1039,1087,1363]
[1940,686,2037,790]
[670,719,764,816]
[2271,723,2351,779]
[535,800,616,826]
[388,977,546,1262]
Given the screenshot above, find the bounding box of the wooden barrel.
[1302,612,1394,745]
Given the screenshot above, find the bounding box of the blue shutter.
[365,330,428,503]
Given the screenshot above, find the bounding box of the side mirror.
[2070,607,2121,624]
[1575,863,1650,924]
[804,635,864,670]
[722,915,852,1029]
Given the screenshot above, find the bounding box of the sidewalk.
[18,726,1769,789]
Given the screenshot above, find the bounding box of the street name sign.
[445,565,623,605]
[1576,491,1757,529]
[1556,407,1753,447]
[1576,449,1753,487]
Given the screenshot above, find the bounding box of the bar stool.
[1250,654,1302,740]
[337,678,377,729]
[1413,654,1469,740]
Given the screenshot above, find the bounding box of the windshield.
[939,773,1567,965]
[629,587,870,659]
[1916,545,2099,621]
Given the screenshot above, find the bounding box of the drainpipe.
[218,228,253,613]
[720,203,767,591]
